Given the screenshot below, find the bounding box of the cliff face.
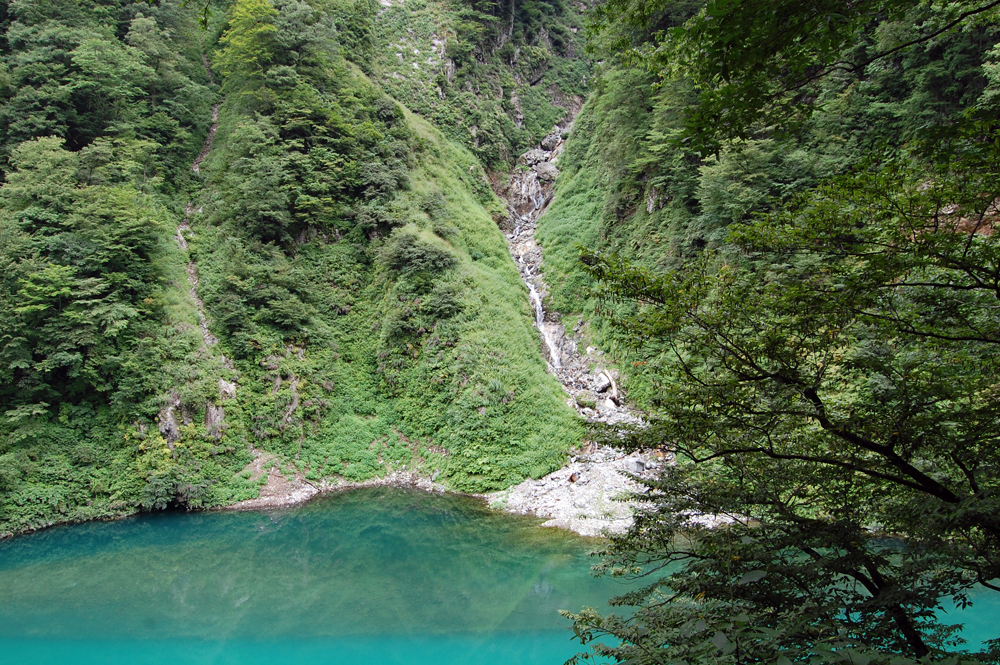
[0,0,592,535]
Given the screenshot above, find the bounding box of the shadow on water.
[0,488,635,664]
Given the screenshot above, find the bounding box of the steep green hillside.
[536,10,1000,402]
[0,0,248,535]
[0,0,580,537]
[191,62,580,491]
[370,0,590,168]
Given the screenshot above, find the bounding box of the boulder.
[541,132,561,151]
[520,148,547,165]
[597,398,617,414]
[219,378,237,400]
[593,373,612,393]
[535,161,560,182]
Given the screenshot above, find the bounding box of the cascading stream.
[527,277,561,369]
[486,126,666,538]
[498,126,640,427]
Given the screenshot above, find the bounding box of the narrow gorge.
[486,120,655,537]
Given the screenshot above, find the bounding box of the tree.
[0,136,165,405]
[586,0,1000,154]
[568,119,1000,663]
[565,2,1000,661]
[214,0,279,85]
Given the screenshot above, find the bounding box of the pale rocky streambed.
[483,120,657,537]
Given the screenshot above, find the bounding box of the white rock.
[593,373,612,393]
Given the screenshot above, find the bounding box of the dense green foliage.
[370,0,590,167]
[586,0,1000,154]
[545,1,1000,663]
[572,135,1000,662]
[0,0,583,537]
[0,0,258,536]
[0,0,214,183]
[538,0,1000,396]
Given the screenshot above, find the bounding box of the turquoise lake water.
[0,488,995,665]
[0,488,633,665]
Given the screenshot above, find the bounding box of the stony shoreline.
[485,446,660,537]
[221,443,656,539]
[223,452,453,512]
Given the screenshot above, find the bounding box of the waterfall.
[495,125,643,428]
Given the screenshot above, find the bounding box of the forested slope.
[537,3,1000,401]
[541,1,1000,662]
[0,0,584,537]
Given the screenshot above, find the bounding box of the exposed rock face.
[510,92,523,127]
[158,393,182,446]
[492,117,653,537]
[488,448,664,537]
[204,403,226,437]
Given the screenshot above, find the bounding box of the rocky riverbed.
[484,122,654,537]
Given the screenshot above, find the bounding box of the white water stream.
[489,131,656,535]
[498,128,643,430]
[528,278,562,369]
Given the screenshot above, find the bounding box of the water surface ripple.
[0,488,632,664]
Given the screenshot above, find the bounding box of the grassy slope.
[191,81,580,494]
[386,109,582,489]
[371,0,590,168]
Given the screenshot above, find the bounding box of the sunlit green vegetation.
[0,0,259,536]
[0,0,582,537]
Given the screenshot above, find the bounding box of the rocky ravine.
[228,122,661,537]
[160,98,235,447]
[224,116,657,538]
[485,122,656,538]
